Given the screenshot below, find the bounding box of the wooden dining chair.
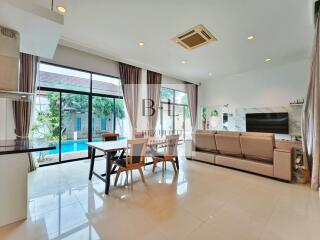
[101,133,119,141]
[101,133,119,158]
[152,135,179,173]
[134,131,145,139]
[114,138,148,189]
[101,133,121,174]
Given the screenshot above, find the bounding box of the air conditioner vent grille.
[173,24,216,50]
[0,26,17,39]
[178,30,195,39]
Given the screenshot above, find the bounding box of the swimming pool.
[48,138,126,154]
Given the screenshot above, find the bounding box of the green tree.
[32,92,61,141]
[32,93,126,140]
[160,88,174,102]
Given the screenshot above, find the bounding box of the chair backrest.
[102,133,119,142]
[126,138,148,165]
[164,135,179,158]
[134,132,145,139]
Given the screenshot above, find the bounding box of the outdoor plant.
[32,93,125,141]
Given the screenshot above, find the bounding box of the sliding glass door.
[32,62,127,166]
[32,91,61,165]
[61,93,89,161]
[158,87,191,140]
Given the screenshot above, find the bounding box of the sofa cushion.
[240,132,274,138]
[192,151,215,164]
[215,155,274,177]
[215,132,242,157]
[240,134,275,163]
[216,131,241,135]
[192,131,217,153]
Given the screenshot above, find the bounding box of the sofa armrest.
[185,139,194,159]
[273,148,292,181]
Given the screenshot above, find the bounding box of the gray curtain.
[185,83,198,130]
[119,63,141,136]
[302,10,320,191]
[147,70,162,136]
[13,53,38,171]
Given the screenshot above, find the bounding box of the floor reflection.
[1,149,318,240]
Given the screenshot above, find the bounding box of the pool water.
[48,138,126,154]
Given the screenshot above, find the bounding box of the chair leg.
[138,168,145,183]
[114,168,122,186]
[171,160,177,173]
[125,170,128,185]
[130,169,133,190]
[162,161,165,175]
[152,158,157,173]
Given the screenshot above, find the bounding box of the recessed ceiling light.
[208,72,213,76]
[181,60,187,64]
[265,58,271,62]
[138,42,145,47]
[56,5,66,13]
[247,35,255,40]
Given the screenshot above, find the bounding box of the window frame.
[36,62,124,167]
[159,87,190,140]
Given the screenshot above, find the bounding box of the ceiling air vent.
[173,24,216,50]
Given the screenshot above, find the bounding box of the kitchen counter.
[0,139,55,155]
[0,139,55,227]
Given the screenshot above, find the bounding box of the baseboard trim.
[188,157,291,183]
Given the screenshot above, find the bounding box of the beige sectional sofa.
[186,130,292,181]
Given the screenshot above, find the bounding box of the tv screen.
[246,112,289,134]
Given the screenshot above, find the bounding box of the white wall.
[0,98,16,140]
[42,45,188,95]
[200,59,309,108]
[41,45,120,78]
[162,75,186,92]
[199,59,310,132]
[41,45,188,136]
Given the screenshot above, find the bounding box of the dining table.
[87,137,180,195]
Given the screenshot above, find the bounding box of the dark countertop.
[0,139,56,155]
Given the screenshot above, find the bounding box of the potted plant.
[210,110,219,128]
[201,107,207,130]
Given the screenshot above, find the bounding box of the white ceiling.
[0,0,63,58]
[30,0,314,83]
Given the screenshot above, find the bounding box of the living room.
[0,0,319,240]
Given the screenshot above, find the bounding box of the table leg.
[105,152,112,195]
[89,147,96,180]
[176,156,180,170]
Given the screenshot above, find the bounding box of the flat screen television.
[246,112,289,134]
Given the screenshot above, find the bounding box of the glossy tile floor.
[0,152,319,240]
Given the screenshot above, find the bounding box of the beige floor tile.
[1,148,319,240]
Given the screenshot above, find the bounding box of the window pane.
[162,103,174,134]
[39,63,90,92]
[92,74,122,96]
[115,98,130,137]
[92,96,114,138]
[61,93,89,161]
[174,105,185,139]
[31,91,60,165]
[184,106,192,139]
[175,91,188,105]
[160,88,174,103]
